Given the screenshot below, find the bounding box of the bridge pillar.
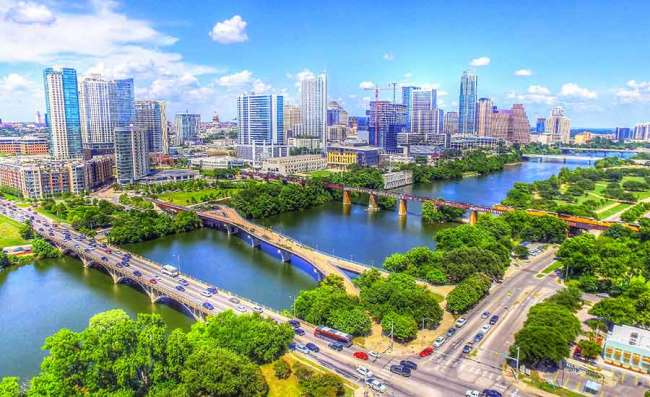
[277,249,291,263]
[368,193,380,212]
[80,256,92,268]
[225,224,238,235]
[469,210,479,225]
[248,235,260,248]
[398,198,408,217]
[342,190,352,206]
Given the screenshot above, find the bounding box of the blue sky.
[0,0,648,127]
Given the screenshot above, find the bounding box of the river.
[0,159,600,380]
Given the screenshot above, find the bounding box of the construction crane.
[362,82,400,146]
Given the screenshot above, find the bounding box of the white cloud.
[528,85,551,95]
[615,80,650,103]
[469,56,490,67]
[559,83,597,99]
[5,1,55,24]
[0,73,36,94]
[216,70,253,86]
[383,52,394,61]
[359,81,375,89]
[437,90,448,97]
[208,15,248,44]
[507,85,556,104]
[514,69,532,77]
[286,68,317,88]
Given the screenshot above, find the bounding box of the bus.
[314,326,353,347]
[161,264,179,277]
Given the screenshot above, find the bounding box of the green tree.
[31,238,60,259]
[446,273,492,314]
[0,377,20,397]
[577,339,602,359]
[0,252,10,269]
[299,373,345,397]
[512,325,571,365]
[545,286,583,312]
[381,311,418,342]
[328,307,372,336]
[273,359,291,380]
[19,220,33,240]
[589,297,637,325]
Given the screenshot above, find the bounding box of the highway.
[1,198,552,396]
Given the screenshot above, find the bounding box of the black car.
[288,319,300,328]
[294,328,305,336]
[288,342,297,350]
[305,343,320,353]
[463,342,474,354]
[400,360,417,371]
[446,327,457,337]
[474,333,484,343]
[133,270,142,277]
[489,315,499,325]
[328,342,343,351]
[389,365,411,377]
[482,389,503,397]
[207,286,218,294]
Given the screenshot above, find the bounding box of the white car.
[481,324,491,333]
[200,291,213,298]
[369,351,381,359]
[366,378,387,393]
[455,317,467,328]
[356,366,374,378]
[295,344,310,354]
[236,304,247,312]
[252,305,263,313]
[466,390,480,397]
[433,336,446,348]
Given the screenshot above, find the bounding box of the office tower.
[174,113,200,145]
[614,127,632,142]
[237,94,284,145]
[409,89,437,131]
[475,98,493,136]
[284,104,301,137]
[79,75,135,145]
[489,109,510,141]
[135,100,168,153]
[545,107,571,144]
[366,101,407,152]
[458,70,478,134]
[509,104,531,144]
[444,112,459,135]
[401,86,420,129]
[536,118,546,133]
[634,123,650,141]
[43,67,83,159]
[114,126,149,184]
[327,101,349,126]
[300,73,327,147]
[411,108,442,139]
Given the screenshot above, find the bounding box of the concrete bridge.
[522,153,604,164]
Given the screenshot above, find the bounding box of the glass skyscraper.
[135,100,168,153]
[367,101,407,152]
[174,113,200,145]
[237,94,284,145]
[43,67,83,159]
[401,86,419,130]
[458,70,478,134]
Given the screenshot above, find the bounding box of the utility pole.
[504,345,521,380]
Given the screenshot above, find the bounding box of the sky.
[0,0,649,127]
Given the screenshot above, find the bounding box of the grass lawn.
[36,207,66,223]
[157,188,236,205]
[597,202,631,219]
[522,375,587,397]
[541,261,563,275]
[0,214,29,248]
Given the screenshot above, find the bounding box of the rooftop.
[607,325,650,351]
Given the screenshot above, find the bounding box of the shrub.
[273,359,291,379]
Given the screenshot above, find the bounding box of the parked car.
[353,351,369,360]
[200,290,213,298]
[389,365,411,377]
[365,378,387,393]
[489,315,499,325]
[306,343,320,353]
[356,366,373,378]
[288,342,297,350]
[400,360,417,370]
[328,342,343,351]
[294,328,305,336]
[433,336,446,348]
[202,302,214,310]
[207,286,218,294]
[419,347,434,357]
[455,317,467,328]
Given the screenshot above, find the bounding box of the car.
[178,279,189,286]
[365,378,387,393]
[489,315,499,325]
[200,290,213,298]
[122,262,130,267]
[38,227,43,231]
[229,297,240,304]
[328,342,343,351]
[433,336,446,348]
[116,263,124,268]
[446,327,457,337]
[288,319,300,328]
[252,305,263,313]
[288,342,297,350]
[207,286,218,294]
[149,278,157,284]
[455,317,467,328]
[400,360,417,370]
[154,275,162,281]
[481,324,491,333]
[419,347,434,357]
[236,304,247,312]
[133,270,142,277]
[101,256,108,261]
[482,389,503,397]
[295,344,310,354]
[463,342,474,354]
[175,285,185,292]
[202,302,214,310]
[294,328,305,336]
[106,249,112,254]
[369,351,381,360]
[474,333,484,343]
[353,351,369,360]
[306,342,320,353]
[356,366,373,378]
[465,390,480,397]
[389,365,411,377]
[481,311,490,319]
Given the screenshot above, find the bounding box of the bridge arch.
[152,295,203,321]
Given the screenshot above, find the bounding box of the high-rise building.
[43,67,83,159]
[114,126,149,185]
[614,127,632,141]
[411,108,442,139]
[545,107,571,144]
[409,89,437,131]
[327,101,348,126]
[237,94,284,145]
[135,100,168,153]
[488,104,530,144]
[283,104,301,137]
[79,75,135,145]
[444,111,459,135]
[458,70,478,134]
[634,123,650,141]
[401,86,419,129]
[475,98,493,137]
[367,101,407,152]
[174,113,200,145]
[536,118,546,133]
[299,73,327,147]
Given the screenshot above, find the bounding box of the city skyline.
[0,1,649,127]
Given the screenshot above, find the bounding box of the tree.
[299,373,345,397]
[19,220,33,240]
[545,286,583,312]
[273,359,291,380]
[0,377,20,397]
[381,311,418,342]
[513,245,529,259]
[446,273,492,314]
[589,297,637,325]
[440,246,506,282]
[31,238,60,259]
[328,307,372,336]
[512,325,571,365]
[524,304,581,343]
[0,252,10,269]
[577,339,601,359]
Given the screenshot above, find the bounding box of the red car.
[353,351,369,360]
[149,278,157,284]
[419,347,434,358]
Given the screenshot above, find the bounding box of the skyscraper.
[401,86,420,129]
[174,113,200,145]
[458,70,478,134]
[327,101,348,126]
[79,75,135,145]
[536,118,546,133]
[487,104,530,144]
[300,73,327,147]
[409,89,437,131]
[237,94,284,145]
[367,101,407,152]
[411,108,442,138]
[545,107,571,144]
[283,104,301,137]
[114,126,149,185]
[43,67,83,159]
[135,100,168,153]
[633,123,650,141]
[444,112,459,135]
[475,98,493,136]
